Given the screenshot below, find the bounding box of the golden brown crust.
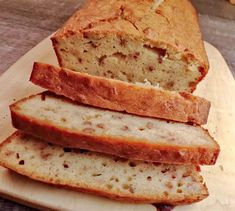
[0,131,209,205]
[30,62,210,125]
[50,38,63,68]
[0,131,18,148]
[51,0,209,92]
[10,93,219,165]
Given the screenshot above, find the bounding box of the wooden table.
[0,0,234,210]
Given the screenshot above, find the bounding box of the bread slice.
[10,92,219,165]
[0,131,209,204]
[51,0,209,92]
[30,62,210,125]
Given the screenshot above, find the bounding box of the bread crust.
[51,0,209,92]
[10,93,219,165]
[30,62,210,125]
[0,132,209,205]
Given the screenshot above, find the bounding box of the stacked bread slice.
[0,0,220,207]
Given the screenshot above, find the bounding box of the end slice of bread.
[30,62,211,125]
[0,132,209,205]
[10,92,219,165]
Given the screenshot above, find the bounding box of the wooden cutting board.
[0,36,234,211]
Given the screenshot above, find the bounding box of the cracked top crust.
[53,0,209,72]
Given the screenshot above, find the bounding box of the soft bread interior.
[13,93,215,148]
[55,34,202,92]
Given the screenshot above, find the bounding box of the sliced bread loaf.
[30,62,210,125]
[10,92,219,165]
[0,131,209,204]
[51,0,208,92]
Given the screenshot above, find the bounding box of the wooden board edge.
[0,191,53,211]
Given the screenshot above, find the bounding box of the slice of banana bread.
[0,131,209,204]
[51,0,209,92]
[30,62,210,125]
[10,92,219,165]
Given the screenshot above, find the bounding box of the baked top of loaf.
[0,132,208,204]
[30,62,210,125]
[52,0,209,92]
[10,92,219,165]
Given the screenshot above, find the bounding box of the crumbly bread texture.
[0,132,209,204]
[31,62,210,125]
[10,92,219,165]
[51,0,209,92]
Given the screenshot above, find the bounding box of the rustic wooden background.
[0,0,234,210]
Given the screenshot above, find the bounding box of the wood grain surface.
[0,0,234,210]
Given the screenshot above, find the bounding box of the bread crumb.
[219,165,224,171]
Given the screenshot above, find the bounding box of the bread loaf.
[51,0,209,92]
[30,62,210,125]
[10,92,219,165]
[0,131,209,204]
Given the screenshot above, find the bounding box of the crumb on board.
[219,165,224,171]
